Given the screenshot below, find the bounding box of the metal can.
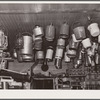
[45,24,55,41]
[60,22,69,39]
[55,47,63,59]
[82,38,92,49]
[57,38,65,48]
[33,26,44,37]
[34,42,42,50]
[35,51,44,60]
[73,26,86,40]
[20,32,33,56]
[34,37,42,50]
[88,23,100,37]
[46,46,53,61]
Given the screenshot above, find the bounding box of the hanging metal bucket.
[73,26,86,40]
[82,38,92,49]
[55,47,64,59]
[45,24,55,41]
[73,22,86,40]
[46,46,53,61]
[20,32,33,56]
[35,51,44,61]
[0,30,8,49]
[33,26,44,37]
[60,22,69,39]
[88,23,100,37]
[34,36,42,50]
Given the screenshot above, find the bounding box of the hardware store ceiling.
[0,4,99,52]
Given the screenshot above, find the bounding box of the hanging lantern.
[88,23,100,37]
[46,46,53,62]
[60,22,69,39]
[33,26,44,37]
[45,24,55,41]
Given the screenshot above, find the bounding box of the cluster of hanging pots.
[13,20,100,71]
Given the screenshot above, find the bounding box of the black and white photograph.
[0,2,100,92]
